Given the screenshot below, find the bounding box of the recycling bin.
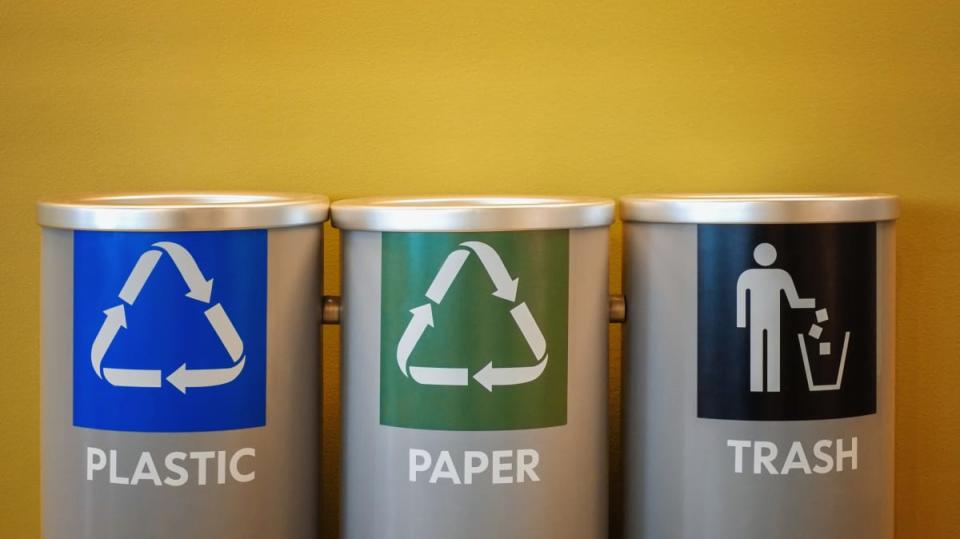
[332,195,615,539]
[620,194,898,539]
[37,193,329,538]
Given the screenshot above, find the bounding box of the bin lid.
[37,192,330,231]
[331,195,615,232]
[619,193,899,224]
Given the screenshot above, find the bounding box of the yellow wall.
[1,1,958,536]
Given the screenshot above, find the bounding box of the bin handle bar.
[320,295,625,325]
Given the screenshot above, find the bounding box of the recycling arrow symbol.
[396,240,549,391]
[90,241,247,393]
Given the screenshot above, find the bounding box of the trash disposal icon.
[737,242,853,394]
[396,240,549,391]
[90,241,246,392]
[797,307,851,391]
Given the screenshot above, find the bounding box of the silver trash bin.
[620,194,898,538]
[37,193,328,538]
[332,195,614,539]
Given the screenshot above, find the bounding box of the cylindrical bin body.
[38,193,328,538]
[332,196,614,538]
[620,194,898,538]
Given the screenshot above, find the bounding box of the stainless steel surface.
[620,220,896,538]
[331,195,615,232]
[41,226,322,538]
[37,192,330,231]
[340,228,609,538]
[620,193,899,224]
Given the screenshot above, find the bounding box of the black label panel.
[697,223,877,421]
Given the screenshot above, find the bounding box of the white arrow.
[460,241,519,302]
[205,303,244,362]
[425,249,469,304]
[397,304,434,376]
[103,367,162,388]
[152,241,214,303]
[510,302,547,360]
[167,358,247,394]
[410,366,469,386]
[118,250,162,305]
[91,305,127,378]
[473,355,549,392]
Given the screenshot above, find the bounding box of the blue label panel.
[73,230,268,432]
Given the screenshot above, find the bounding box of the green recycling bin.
[332,195,615,539]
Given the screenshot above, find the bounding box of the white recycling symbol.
[90,241,247,393]
[397,241,549,391]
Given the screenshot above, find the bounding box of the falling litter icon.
[90,241,247,393]
[797,307,851,392]
[396,240,549,391]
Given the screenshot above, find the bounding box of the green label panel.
[380,230,569,431]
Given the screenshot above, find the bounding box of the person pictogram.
[736,242,815,392]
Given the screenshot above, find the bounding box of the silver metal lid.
[37,192,330,231]
[331,195,615,232]
[620,193,899,224]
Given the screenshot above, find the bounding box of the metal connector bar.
[609,295,625,323]
[321,296,341,324]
